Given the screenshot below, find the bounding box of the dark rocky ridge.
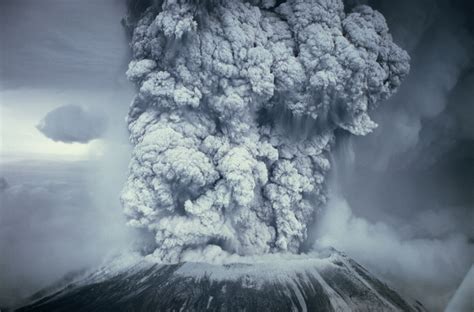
[16,251,425,312]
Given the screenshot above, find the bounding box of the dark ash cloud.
[328,0,474,311]
[36,105,106,143]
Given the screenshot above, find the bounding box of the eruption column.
[121,0,410,262]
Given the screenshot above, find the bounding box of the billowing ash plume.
[121,0,409,262]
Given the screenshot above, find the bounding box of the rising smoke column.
[121,0,409,262]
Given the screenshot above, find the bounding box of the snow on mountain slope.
[17,250,426,312]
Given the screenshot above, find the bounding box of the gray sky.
[0,0,133,159]
[0,0,135,307]
[0,0,129,90]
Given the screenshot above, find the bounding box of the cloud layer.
[0,160,132,308]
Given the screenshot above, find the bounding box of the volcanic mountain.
[17,250,425,312]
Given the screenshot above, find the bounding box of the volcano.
[17,250,425,312]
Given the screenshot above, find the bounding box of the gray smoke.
[314,189,474,311]
[321,0,474,310]
[349,0,474,170]
[121,0,409,262]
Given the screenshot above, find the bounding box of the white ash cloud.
[315,193,474,311]
[122,0,409,262]
[37,105,106,143]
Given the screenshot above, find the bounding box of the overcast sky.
[0,0,133,160]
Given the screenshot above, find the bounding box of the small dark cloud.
[37,105,106,143]
[0,177,8,191]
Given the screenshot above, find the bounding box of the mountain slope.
[17,251,426,312]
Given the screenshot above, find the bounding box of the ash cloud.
[348,0,474,170]
[323,1,474,310]
[123,1,473,310]
[37,105,106,143]
[315,192,474,311]
[122,0,409,262]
